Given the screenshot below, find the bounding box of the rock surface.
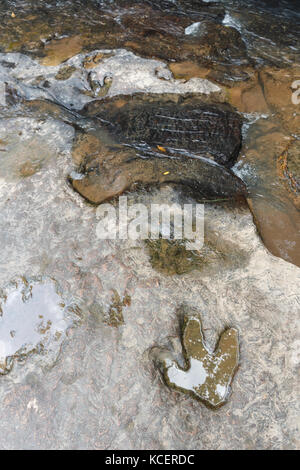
[0,0,299,451]
[234,118,300,267]
[70,98,245,204]
[93,100,242,167]
[0,154,299,448]
[0,49,221,111]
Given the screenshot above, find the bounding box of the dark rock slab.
[71,100,245,204]
[90,101,243,168]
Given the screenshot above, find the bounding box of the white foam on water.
[185,22,202,35]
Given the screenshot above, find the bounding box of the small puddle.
[0,278,76,374]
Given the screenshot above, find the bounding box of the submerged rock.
[258,66,300,135]
[225,8,300,66]
[184,20,249,66]
[152,310,239,408]
[128,0,225,20]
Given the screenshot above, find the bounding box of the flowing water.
[0,0,299,450]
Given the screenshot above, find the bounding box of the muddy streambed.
[0,0,299,449]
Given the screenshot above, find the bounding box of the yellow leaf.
[163,171,170,175]
[11,12,16,18]
[157,145,166,152]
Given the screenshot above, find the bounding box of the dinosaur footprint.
[153,313,239,408]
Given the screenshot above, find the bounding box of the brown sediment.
[169,61,211,81]
[247,197,300,267]
[152,310,239,408]
[19,161,40,177]
[71,133,109,166]
[83,52,114,69]
[258,66,300,134]
[106,290,131,328]
[226,71,269,114]
[40,36,83,66]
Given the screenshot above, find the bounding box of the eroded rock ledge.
[70,97,246,204]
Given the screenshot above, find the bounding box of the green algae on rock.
[152,312,239,408]
[145,225,250,276]
[145,239,205,275]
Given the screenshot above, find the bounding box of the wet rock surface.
[70,136,246,206]
[0,0,299,451]
[70,98,245,204]
[0,0,250,85]
[0,49,221,110]
[234,118,300,267]
[0,105,298,447]
[93,101,243,167]
[0,179,299,448]
[71,147,246,205]
[223,4,300,66]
